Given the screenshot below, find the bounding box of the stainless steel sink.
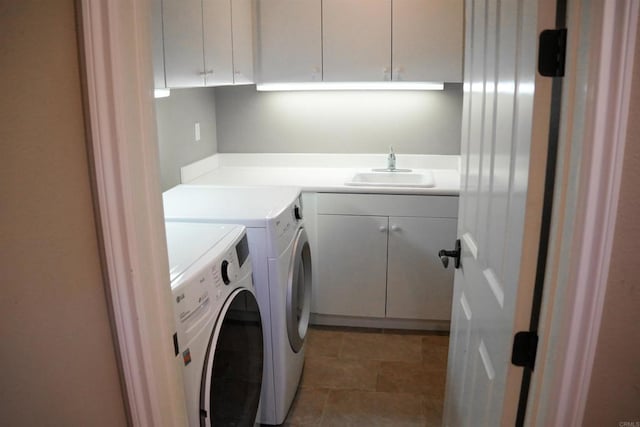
[345,171,435,188]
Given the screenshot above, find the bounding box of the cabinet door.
[322,0,391,82]
[163,0,206,87]
[151,0,165,88]
[386,216,456,320]
[392,0,463,82]
[315,215,388,318]
[231,0,255,84]
[257,0,322,83]
[202,0,234,85]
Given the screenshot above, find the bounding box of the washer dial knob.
[220,260,235,285]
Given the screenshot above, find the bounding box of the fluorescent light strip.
[255,82,444,91]
[154,88,171,98]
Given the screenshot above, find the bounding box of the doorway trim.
[76,0,637,425]
[527,1,638,425]
[77,0,188,425]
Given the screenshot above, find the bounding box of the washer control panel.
[171,227,252,335]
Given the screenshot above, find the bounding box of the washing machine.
[165,222,263,427]
[163,185,312,425]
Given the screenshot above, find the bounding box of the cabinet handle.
[379,225,388,232]
[382,67,391,81]
[394,66,403,81]
[312,66,321,81]
[199,69,214,75]
[391,224,400,232]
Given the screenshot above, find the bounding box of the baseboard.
[310,313,450,332]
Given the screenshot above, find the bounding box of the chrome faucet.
[371,146,412,172]
[387,145,396,171]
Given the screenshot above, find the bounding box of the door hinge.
[511,331,538,370]
[538,28,567,77]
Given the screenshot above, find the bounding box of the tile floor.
[282,326,449,427]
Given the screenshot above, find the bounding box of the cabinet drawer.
[317,193,458,218]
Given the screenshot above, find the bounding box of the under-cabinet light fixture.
[255,82,445,91]
[154,88,171,98]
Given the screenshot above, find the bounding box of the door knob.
[438,239,461,269]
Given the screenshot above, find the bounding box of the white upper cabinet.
[163,0,206,87]
[392,0,463,82]
[202,0,233,86]
[256,0,463,84]
[151,0,166,88]
[257,0,322,83]
[231,0,255,84]
[322,0,392,82]
[162,0,254,88]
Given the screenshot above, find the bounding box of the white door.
[443,0,553,425]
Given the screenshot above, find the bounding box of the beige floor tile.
[421,335,450,365]
[376,361,447,399]
[424,396,444,427]
[321,390,426,427]
[305,329,343,359]
[300,356,379,391]
[282,388,330,426]
[340,332,422,362]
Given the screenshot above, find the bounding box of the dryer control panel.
[270,195,304,256]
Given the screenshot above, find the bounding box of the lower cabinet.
[316,214,389,317]
[312,193,458,322]
[386,216,456,320]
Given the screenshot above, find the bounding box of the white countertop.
[181,153,460,196]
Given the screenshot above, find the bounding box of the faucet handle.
[387,145,396,170]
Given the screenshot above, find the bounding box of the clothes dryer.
[165,222,263,427]
[163,185,312,425]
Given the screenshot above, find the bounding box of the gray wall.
[214,84,463,154]
[155,88,218,190]
[1,2,128,425]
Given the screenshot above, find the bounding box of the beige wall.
[0,2,128,426]
[583,23,640,425]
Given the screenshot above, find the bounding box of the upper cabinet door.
[231,0,255,84]
[322,0,391,82]
[257,0,322,83]
[163,0,206,87]
[151,0,165,88]
[392,0,463,82]
[202,0,234,86]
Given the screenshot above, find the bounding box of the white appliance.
[165,222,263,427]
[163,185,312,425]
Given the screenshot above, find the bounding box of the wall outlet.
[194,122,201,142]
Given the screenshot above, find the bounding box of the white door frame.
[527,1,638,425]
[76,0,636,425]
[78,0,188,425]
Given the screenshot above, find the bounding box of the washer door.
[200,289,263,427]
[287,227,312,353]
